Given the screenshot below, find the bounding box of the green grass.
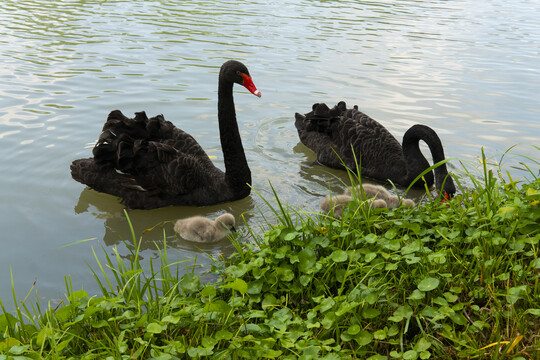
[1,148,539,359]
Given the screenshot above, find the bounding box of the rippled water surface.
[1,0,539,306]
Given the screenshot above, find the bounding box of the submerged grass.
[1,148,539,359]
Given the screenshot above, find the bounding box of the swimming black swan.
[71,60,261,209]
[174,213,236,243]
[295,101,456,196]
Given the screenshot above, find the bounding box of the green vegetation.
[1,149,539,359]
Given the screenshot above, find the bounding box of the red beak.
[442,191,451,202]
[240,73,261,97]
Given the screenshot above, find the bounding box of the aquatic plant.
[1,147,539,359]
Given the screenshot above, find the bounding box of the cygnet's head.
[216,213,236,231]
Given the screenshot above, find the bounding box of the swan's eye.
[238,72,248,83]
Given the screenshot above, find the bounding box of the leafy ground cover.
[1,149,539,359]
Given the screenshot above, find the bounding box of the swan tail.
[300,102,345,134]
[70,158,143,196]
[92,110,163,172]
[70,158,174,209]
[295,101,355,169]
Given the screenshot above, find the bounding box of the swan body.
[174,213,235,243]
[295,102,456,196]
[71,60,261,209]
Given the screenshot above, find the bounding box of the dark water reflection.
[0,0,539,308]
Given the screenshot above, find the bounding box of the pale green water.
[1,0,539,307]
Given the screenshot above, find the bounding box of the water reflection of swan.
[295,101,456,197]
[73,187,256,251]
[292,142,349,197]
[71,60,261,209]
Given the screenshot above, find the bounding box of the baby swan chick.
[320,194,387,218]
[320,194,352,218]
[174,213,236,243]
[345,184,415,208]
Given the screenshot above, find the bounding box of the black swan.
[295,101,456,196]
[71,60,261,209]
[174,213,236,243]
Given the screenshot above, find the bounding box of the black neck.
[402,124,455,193]
[217,78,251,193]
[402,125,443,187]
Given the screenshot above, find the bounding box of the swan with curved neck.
[295,101,456,196]
[70,60,261,209]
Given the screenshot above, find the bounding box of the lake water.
[1,0,539,309]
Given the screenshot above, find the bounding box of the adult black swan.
[71,60,261,209]
[295,101,456,196]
